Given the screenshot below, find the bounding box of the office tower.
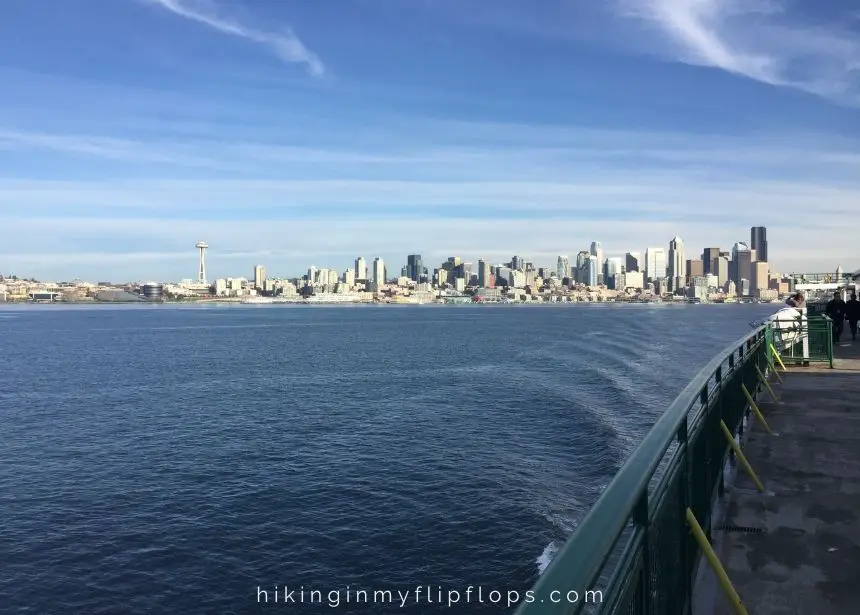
[510,256,524,271]
[557,255,571,279]
[195,241,209,284]
[668,236,685,292]
[407,254,423,282]
[731,242,753,295]
[645,247,667,281]
[354,257,367,281]
[253,265,266,290]
[604,257,623,289]
[750,227,767,263]
[686,259,704,283]
[752,261,769,297]
[584,255,599,287]
[702,248,720,275]
[590,242,604,284]
[478,259,492,287]
[308,266,318,285]
[716,256,729,287]
[372,257,385,290]
[625,252,641,273]
[343,269,355,287]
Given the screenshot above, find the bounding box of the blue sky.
[1,0,858,281]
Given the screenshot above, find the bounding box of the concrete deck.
[702,337,860,615]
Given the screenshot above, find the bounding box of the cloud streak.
[146,0,324,76]
[618,0,860,104]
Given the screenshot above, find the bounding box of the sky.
[1,0,858,282]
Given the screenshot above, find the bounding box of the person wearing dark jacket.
[846,293,860,341]
[825,291,847,342]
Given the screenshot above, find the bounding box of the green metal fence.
[515,327,771,615]
[769,311,833,368]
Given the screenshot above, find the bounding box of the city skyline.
[1,1,858,280]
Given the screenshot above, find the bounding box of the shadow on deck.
[698,338,860,615]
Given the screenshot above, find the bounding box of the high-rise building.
[668,236,685,292]
[716,256,729,287]
[478,259,492,287]
[752,261,769,296]
[253,265,266,290]
[575,251,590,284]
[590,242,604,284]
[343,268,355,287]
[750,227,767,263]
[702,248,720,276]
[645,247,667,281]
[372,257,385,290]
[604,257,623,289]
[625,252,641,273]
[354,257,367,281]
[406,254,424,283]
[510,256,524,271]
[584,255,599,287]
[308,266,318,285]
[557,255,571,280]
[686,259,704,283]
[731,242,753,295]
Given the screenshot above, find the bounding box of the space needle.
[196,241,209,284]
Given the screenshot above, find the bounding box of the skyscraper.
[625,252,641,273]
[731,242,753,295]
[354,257,367,281]
[702,247,720,276]
[584,255,599,287]
[253,265,266,290]
[668,236,685,292]
[557,255,571,279]
[372,257,385,290]
[590,242,604,284]
[406,254,423,282]
[750,227,767,263]
[645,247,667,281]
[478,259,492,287]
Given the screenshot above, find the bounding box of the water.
[0,303,777,614]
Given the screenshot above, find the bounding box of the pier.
[516,308,860,615]
[703,340,860,615]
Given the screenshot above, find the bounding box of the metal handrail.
[516,325,769,615]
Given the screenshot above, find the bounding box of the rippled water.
[0,303,776,614]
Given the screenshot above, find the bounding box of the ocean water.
[0,303,777,614]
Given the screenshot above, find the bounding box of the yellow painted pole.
[766,357,784,384]
[754,364,779,402]
[769,344,787,371]
[741,384,773,435]
[685,508,750,615]
[719,420,765,492]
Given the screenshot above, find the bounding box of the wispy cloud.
[145,0,324,76]
[617,0,860,104]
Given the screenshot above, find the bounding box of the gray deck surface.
[700,335,860,615]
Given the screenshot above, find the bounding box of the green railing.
[770,310,833,368]
[515,326,771,615]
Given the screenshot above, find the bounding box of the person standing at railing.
[786,292,805,308]
[846,292,860,341]
[825,291,847,342]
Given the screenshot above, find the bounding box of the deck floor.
[701,335,860,615]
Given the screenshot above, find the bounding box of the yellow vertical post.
[769,344,787,371]
[719,420,765,492]
[754,365,779,402]
[741,384,773,435]
[685,508,750,615]
[766,357,784,384]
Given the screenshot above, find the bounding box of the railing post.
[634,493,651,615]
[678,415,691,615]
[715,365,724,497]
